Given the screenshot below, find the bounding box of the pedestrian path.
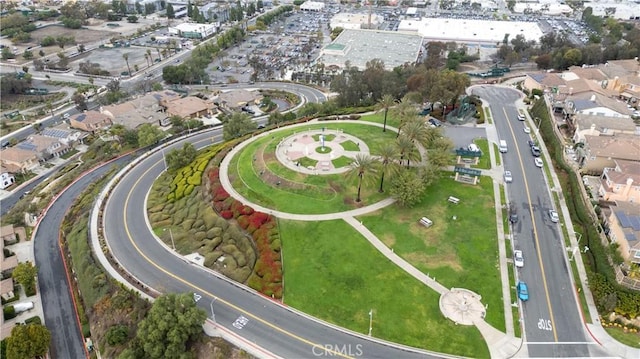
[218,119,522,358]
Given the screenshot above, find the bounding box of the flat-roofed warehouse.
[317,29,423,71]
[398,18,544,45]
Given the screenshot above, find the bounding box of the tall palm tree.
[144,53,150,68]
[346,154,377,203]
[376,94,395,133]
[123,53,131,77]
[401,118,429,147]
[391,97,417,138]
[146,48,152,63]
[377,143,399,193]
[155,47,161,61]
[396,135,420,167]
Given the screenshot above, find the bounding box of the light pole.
[210,297,217,323]
[368,309,373,336]
[535,117,542,134]
[164,228,176,250]
[574,231,582,245]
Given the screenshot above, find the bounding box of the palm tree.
[146,48,152,64]
[377,143,399,193]
[401,118,429,147]
[123,53,131,77]
[396,135,420,167]
[144,53,150,68]
[346,154,377,203]
[376,94,395,133]
[155,47,161,61]
[391,97,417,138]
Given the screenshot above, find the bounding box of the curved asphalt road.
[33,154,134,359]
[103,129,452,359]
[471,86,606,358]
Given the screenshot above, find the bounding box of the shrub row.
[169,145,223,202]
[208,167,283,299]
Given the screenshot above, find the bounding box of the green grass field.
[356,177,505,331]
[227,123,399,214]
[472,138,491,170]
[280,219,490,358]
[605,328,640,348]
[360,112,401,130]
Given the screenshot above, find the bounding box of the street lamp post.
[210,297,217,323]
[535,117,542,133]
[162,149,167,171]
[368,309,373,336]
[164,228,176,250]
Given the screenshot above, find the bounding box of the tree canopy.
[6,323,51,359]
[222,112,255,141]
[165,143,197,174]
[12,261,37,294]
[131,293,207,359]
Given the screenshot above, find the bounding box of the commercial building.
[398,17,544,46]
[168,22,217,39]
[329,13,384,30]
[317,29,423,71]
[300,1,324,12]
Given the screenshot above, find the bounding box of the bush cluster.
[168,146,221,202]
[208,167,283,298]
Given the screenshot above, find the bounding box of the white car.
[514,250,524,268]
[549,209,559,223]
[504,170,513,183]
[524,126,530,133]
[517,114,525,121]
[534,157,543,168]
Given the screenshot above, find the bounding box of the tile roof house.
[0,225,19,276]
[69,111,113,133]
[16,134,69,160]
[572,113,637,143]
[162,96,214,119]
[0,165,16,190]
[580,134,640,173]
[608,201,640,264]
[564,92,632,118]
[599,160,640,203]
[0,147,39,172]
[101,90,181,128]
[213,89,263,110]
[523,72,566,93]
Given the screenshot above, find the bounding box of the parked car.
[524,126,530,133]
[516,281,529,301]
[534,157,543,168]
[517,114,525,121]
[504,170,513,183]
[549,209,559,223]
[527,140,536,147]
[509,203,518,223]
[531,145,541,157]
[514,250,524,268]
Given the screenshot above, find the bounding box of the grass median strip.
[280,218,490,358]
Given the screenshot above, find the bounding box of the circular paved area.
[439,288,486,325]
[275,129,370,175]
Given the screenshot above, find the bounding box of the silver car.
[549,209,559,223]
[504,170,513,183]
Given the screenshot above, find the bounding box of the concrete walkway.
[218,119,522,358]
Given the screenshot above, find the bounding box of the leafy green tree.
[133,293,206,359]
[22,50,33,60]
[152,83,163,91]
[345,154,377,202]
[376,94,395,133]
[127,15,138,23]
[72,92,88,111]
[165,143,197,173]
[12,261,37,294]
[223,112,255,141]
[166,3,175,19]
[6,323,51,359]
[137,124,165,147]
[395,135,419,167]
[390,168,425,207]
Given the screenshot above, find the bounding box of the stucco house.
[608,201,640,264]
[69,111,113,133]
[599,160,640,203]
[162,96,214,119]
[563,92,632,119]
[579,134,640,173]
[101,90,181,128]
[41,126,86,146]
[0,147,39,173]
[572,113,637,143]
[16,135,69,161]
[213,89,263,111]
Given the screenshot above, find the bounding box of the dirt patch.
[380,233,396,248]
[405,251,463,272]
[192,337,256,359]
[30,25,115,45]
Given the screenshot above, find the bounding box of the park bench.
[448,196,460,204]
[419,217,433,228]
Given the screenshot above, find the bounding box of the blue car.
[517,281,529,302]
